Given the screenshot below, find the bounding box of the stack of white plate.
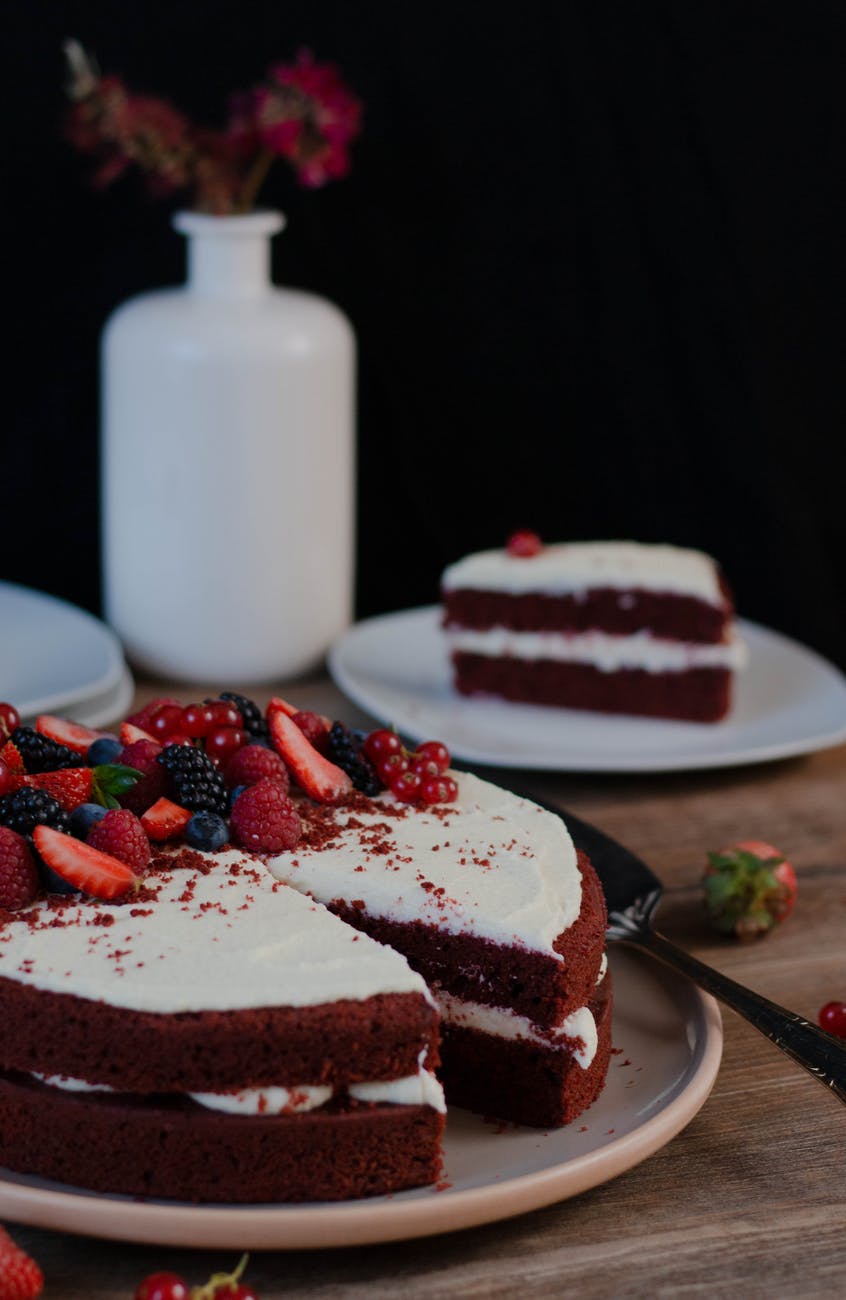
[0,581,134,727]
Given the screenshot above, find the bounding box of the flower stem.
[237,149,274,213]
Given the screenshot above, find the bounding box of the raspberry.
[0,1224,43,1299]
[293,711,331,753]
[230,779,302,853]
[87,809,151,874]
[0,827,40,910]
[118,739,166,814]
[225,744,290,792]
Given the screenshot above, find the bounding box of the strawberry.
[267,705,352,804]
[17,765,143,813]
[0,741,24,774]
[704,839,796,940]
[292,710,331,753]
[266,696,299,719]
[32,825,138,900]
[0,1224,44,1299]
[35,714,113,756]
[0,828,40,910]
[120,721,156,746]
[140,797,193,842]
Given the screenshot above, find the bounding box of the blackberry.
[0,788,70,838]
[157,745,228,815]
[327,723,382,796]
[11,726,80,774]
[218,692,271,742]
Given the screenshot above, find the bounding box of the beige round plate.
[0,949,722,1249]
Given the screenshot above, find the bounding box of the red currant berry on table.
[415,740,450,773]
[163,732,193,748]
[0,701,20,738]
[819,1001,846,1038]
[410,754,441,778]
[391,770,423,803]
[363,728,403,763]
[420,776,450,805]
[134,1272,189,1300]
[206,726,247,767]
[506,529,543,558]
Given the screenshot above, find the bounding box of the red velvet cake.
[0,693,611,1202]
[442,538,747,721]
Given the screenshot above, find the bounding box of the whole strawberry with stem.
[0,1223,44,1299]
[703,839,796,940]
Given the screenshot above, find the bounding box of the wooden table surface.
[8,678,846,1298]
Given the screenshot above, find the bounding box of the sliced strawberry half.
[141,797,193,842]
[268,709,352,803]
[35,714,113,756]
[120,721,156,746]
[267,696,300,719]
[33,825,138,900]
[0,740,24,774]
[19,764,143,812]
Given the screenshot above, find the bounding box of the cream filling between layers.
[441,541,726,604]
[436,991,599,1069]
[31,1067,447,1116]
[446,627,747,673]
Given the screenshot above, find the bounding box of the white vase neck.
[173,211,285,299]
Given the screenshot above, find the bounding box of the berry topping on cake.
[10,726,81,773]
[362,729,403,764]
[140,797,194,842]
[818,1002,846,1038]
[225,744,290,792]
[0,827,40,910]
[267,704,353,804]
[0,701,21,740]
[292,710,331,753]
[148,704,185,741]
[87,808,151,874]
[414,741,451,773]
[327,723,382,796]
[0,787,70,838]
[32,825,139,900]
[117,739,166,814]
[185,811,230,852]
[219,692,271,743]
[506,529,543,557]
[0,758,19,797]
[230,779,303,853]
[35,714,113,756]
[69,801,109,839]
[16,764,143,813]
[390,770,423,803]
[157,745,228,816]
[125,697,181,733]
[205,726,248,768]
[420,775,458,805]
[0,739,25,774]
[120,721,156,746]
[703,840,796,940]
[0,1224,43,1300]
[86,736,124,766]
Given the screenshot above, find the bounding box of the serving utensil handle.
[623,926,846,1105]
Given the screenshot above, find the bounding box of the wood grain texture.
[7,678,846,1298]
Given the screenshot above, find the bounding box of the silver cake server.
[561,805,846,1105]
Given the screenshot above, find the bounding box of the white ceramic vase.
[101,210,355,683]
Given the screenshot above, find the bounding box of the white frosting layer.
[269,772,581,959]
[442,541,725,605]
[31,1069,446,1115]
[446,627,747,673]
[0,851,431,1014]
[437,991,598,1069]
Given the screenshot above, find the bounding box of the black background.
[4,2,846,668]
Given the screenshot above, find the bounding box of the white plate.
[328,606,846,772]
[0,948,722,1249]
[0,581,130,723]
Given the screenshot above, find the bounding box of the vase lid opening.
[173,210,285,239]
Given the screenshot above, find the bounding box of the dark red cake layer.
[0,1072,444,1202]
[0,984,437,1094]
[328,852,606,1029]
[443,585,731,642]
[438,972,613,1128]
[453,653,732,722]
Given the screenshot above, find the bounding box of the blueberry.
[87,736,123,766]
[185,811,229,852]
[229,784,248,812]
[69,802,109,839]
[38,862,80,896]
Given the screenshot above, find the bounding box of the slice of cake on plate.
[441,535,747,721]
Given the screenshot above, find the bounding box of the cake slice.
[442,537,747,722]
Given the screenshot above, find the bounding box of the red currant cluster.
[142,699,248,768]
[363,729,457,805]
[819,1001,846,1038]
[135,1254,257,1300]
[0,701,20,742]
